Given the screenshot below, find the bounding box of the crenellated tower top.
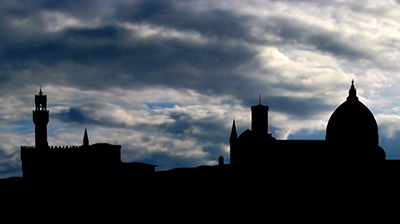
[33,87,49,148]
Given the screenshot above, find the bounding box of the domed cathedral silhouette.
[10,84,390,222]
[229,80,386,172]
[326,80,386,162]
[228,80,387,221]
[20,88,158,179]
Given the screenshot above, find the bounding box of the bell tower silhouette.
[251,93,269,137]
[33,86,49,148]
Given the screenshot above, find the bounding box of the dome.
[238,129,253,142]
[326,80,378,146]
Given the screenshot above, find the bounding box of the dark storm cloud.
[0,23,258,94]
[0,0,375,69]
[0,1,373,131]
[240,94,336,120]
[169,112,192,122]
[51,107,101,125]
[0,25,131,67]
[1,0,104,21]
[2,0,257,42]
[137,111,194,136]
[0,0,353,121]
[63,25,128,40]
[263,16,372,61]
[134,111,230,145]
[268,96,334,120]
[165,111,229,143]
[115,1,258,42]
[51,106,132,128]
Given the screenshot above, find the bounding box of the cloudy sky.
[1,0,400,178]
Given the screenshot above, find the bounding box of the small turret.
[218,155,224,166]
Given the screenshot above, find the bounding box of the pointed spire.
[347,79,358,101]
[39,85,43,96]
[83,128,89,146]
[230,117,237,144]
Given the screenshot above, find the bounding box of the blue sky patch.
[144,102,179,109]
[5,120,34,134]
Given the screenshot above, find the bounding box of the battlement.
[21,146,83,149]
[49,145,82,149]
[21,144,122,164]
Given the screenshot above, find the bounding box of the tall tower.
[33,87,49,148]
[251,94,269,137]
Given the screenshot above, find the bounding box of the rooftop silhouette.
[21,88,157,179]
[0,81,396,222]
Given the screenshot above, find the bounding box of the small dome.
[238,129,253,141]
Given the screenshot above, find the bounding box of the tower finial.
[347,79,358,101]
[39,85,43,95]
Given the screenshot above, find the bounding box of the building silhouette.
[4,81,393,222]
[20,88,157,179]
[230,80,386,168]
[225,80,387,221]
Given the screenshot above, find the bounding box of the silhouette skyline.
[0,80,395,222]
[2,1,400,179]
[12,80,386,178]
[2,1,400,221]
[1,81,399,178]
